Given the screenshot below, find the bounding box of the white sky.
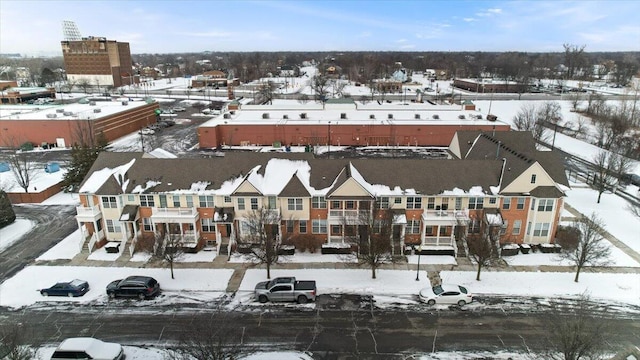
[1,1,639,55]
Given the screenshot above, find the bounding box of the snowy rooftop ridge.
[79,159,136,193]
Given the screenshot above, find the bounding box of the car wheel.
[297,295,308,304]
[108,292,115,300]
[68,292,74,298]
[457,300,466,306]
[138,293,146,300]
[42,291,48,297]
[427,299,436,306]
[258,295,268,303]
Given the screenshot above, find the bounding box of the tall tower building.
[61,25,136,88]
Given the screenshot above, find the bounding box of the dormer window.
[531,174,537,184]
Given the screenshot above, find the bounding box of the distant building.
[0,99,158,147]
[61,36,137,87]
[190,70,239,88]
[0,86,56,104]
[453,79,527,93]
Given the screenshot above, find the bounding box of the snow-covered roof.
[0,99,152,121]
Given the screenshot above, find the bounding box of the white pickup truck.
[254,277,317,304]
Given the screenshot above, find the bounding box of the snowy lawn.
[503,248,640,267]
[0,218,34,252]
[36,228,83,260]
[564,187,640,254]
[0,266,234,309]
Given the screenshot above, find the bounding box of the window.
[407,220,421,234]
[468,197,484,210]
[199,195,214,208]
[287,198,303,211]
[517,197,525,210]
[531,199,536,210]
[377,197,389,209]
[101,196,117,208]
[299,220,307,233]
[373,220,384,234]
[106,219,121,233]
[394,197,402,204]
[142,218,152,231]
[159,195,167,208]
[489,197,497,205]
[531,174,537,184]
[237,198,245,210]
[425,226,434,236]
[140,195,155,207]
[427,197,435,209]
[250,198,258,210]
[286,220,294,233]
[455,197,462,210]
[527,221,532,235]
[512,220,522,235]
[127,195,135,202]
[331,201,341,209]
[468,219,481,234]
[312,196,327,209]
[440,197,449,210]
[268,196,277,209]
[201,218,215,232]
[224,196,232,203]
[312,219,327,234]
[406,197,422,209]
[96,219,102,232]
[533,223,550,237]
[173,195,181,207]
[186,195,193,207]
[500,220,509,235]
[502,197,511,210]
[345,200,356,209]
[537,199,554,212]
[440,226,448,236]
[331,224,342,235]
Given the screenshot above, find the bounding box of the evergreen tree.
[62,131,109,192]
[0,190,16,229]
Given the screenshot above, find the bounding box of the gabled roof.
[279,172,311,197]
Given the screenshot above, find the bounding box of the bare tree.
[467,219,501,281]
[166,305,243,360]
[0,322,35,360]
[591,150,618,203]
[512,103,548,143]
[297,93,309,104]
[537,101,563,125]
[152,229,185,280]
[6,150,39,193]
[77,78,91,94]
[344,204,396,279]
[558,213,611,282]
[236,207,282,279]
[311,74,330,106]
[542,293,612,360]
[257,80,276,104]
[563,43,587,79]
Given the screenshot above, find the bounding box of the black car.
[40,279,89,297]
[621,173,640,187]
[106,276,160,300]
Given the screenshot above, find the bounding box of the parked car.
[172,106,186,112]
[106,275,160,300]
[255,276,316,304]
[621,173,640,187]
[40,279,89,297]
[419,284,473,306]
[140,127,155,135]
[50,337,124,360]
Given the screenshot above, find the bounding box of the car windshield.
[432,285,444,295]
[459,286,468,294]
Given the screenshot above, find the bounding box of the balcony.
[421,235,455,248]
[422,209,469,225]
[328,210,369,224]
[151,207,199,223]
[76,205,102,222]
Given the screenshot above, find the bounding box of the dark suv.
[106,276,160,300]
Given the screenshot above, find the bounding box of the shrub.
[555,225,580,251]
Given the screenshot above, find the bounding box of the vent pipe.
[496,141,501,160]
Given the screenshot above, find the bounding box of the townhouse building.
[75,131,568,257]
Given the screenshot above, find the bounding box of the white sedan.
[50,337,124,360]
[419,284,473,306]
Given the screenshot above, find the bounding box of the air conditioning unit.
[432,114,440,120]
[369,114,375,119]
[46,113,57,118]
[93,108,101,113]
[487,114,497,121]
[415,114,420,119]
[63,111,73,116]
[388,114,393,119]
[56,108,64,113]
[121,101,128,105]
[340,113,347,119]
[300,113,307,119]
[283,114,288,119]
[89,101,96,106]
[223,113,231,119]
[262,113,269,119]
[458,114,466,120]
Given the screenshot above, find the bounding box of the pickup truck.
[254,277,317,304]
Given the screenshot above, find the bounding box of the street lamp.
[415,249,421,281]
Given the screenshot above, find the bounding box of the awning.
[119,205,139,222]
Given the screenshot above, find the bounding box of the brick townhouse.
[75,131,568,257]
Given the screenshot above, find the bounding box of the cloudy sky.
[1,0,639,56]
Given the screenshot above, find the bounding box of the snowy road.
[0,204,77,282]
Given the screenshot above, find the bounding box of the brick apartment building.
[61,36,136,88]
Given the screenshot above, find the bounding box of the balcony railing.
[151,207,198,222]
[76,205,102,220]
[421,235,455,248]
[328,210,369,224]
[422,209,469,224]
